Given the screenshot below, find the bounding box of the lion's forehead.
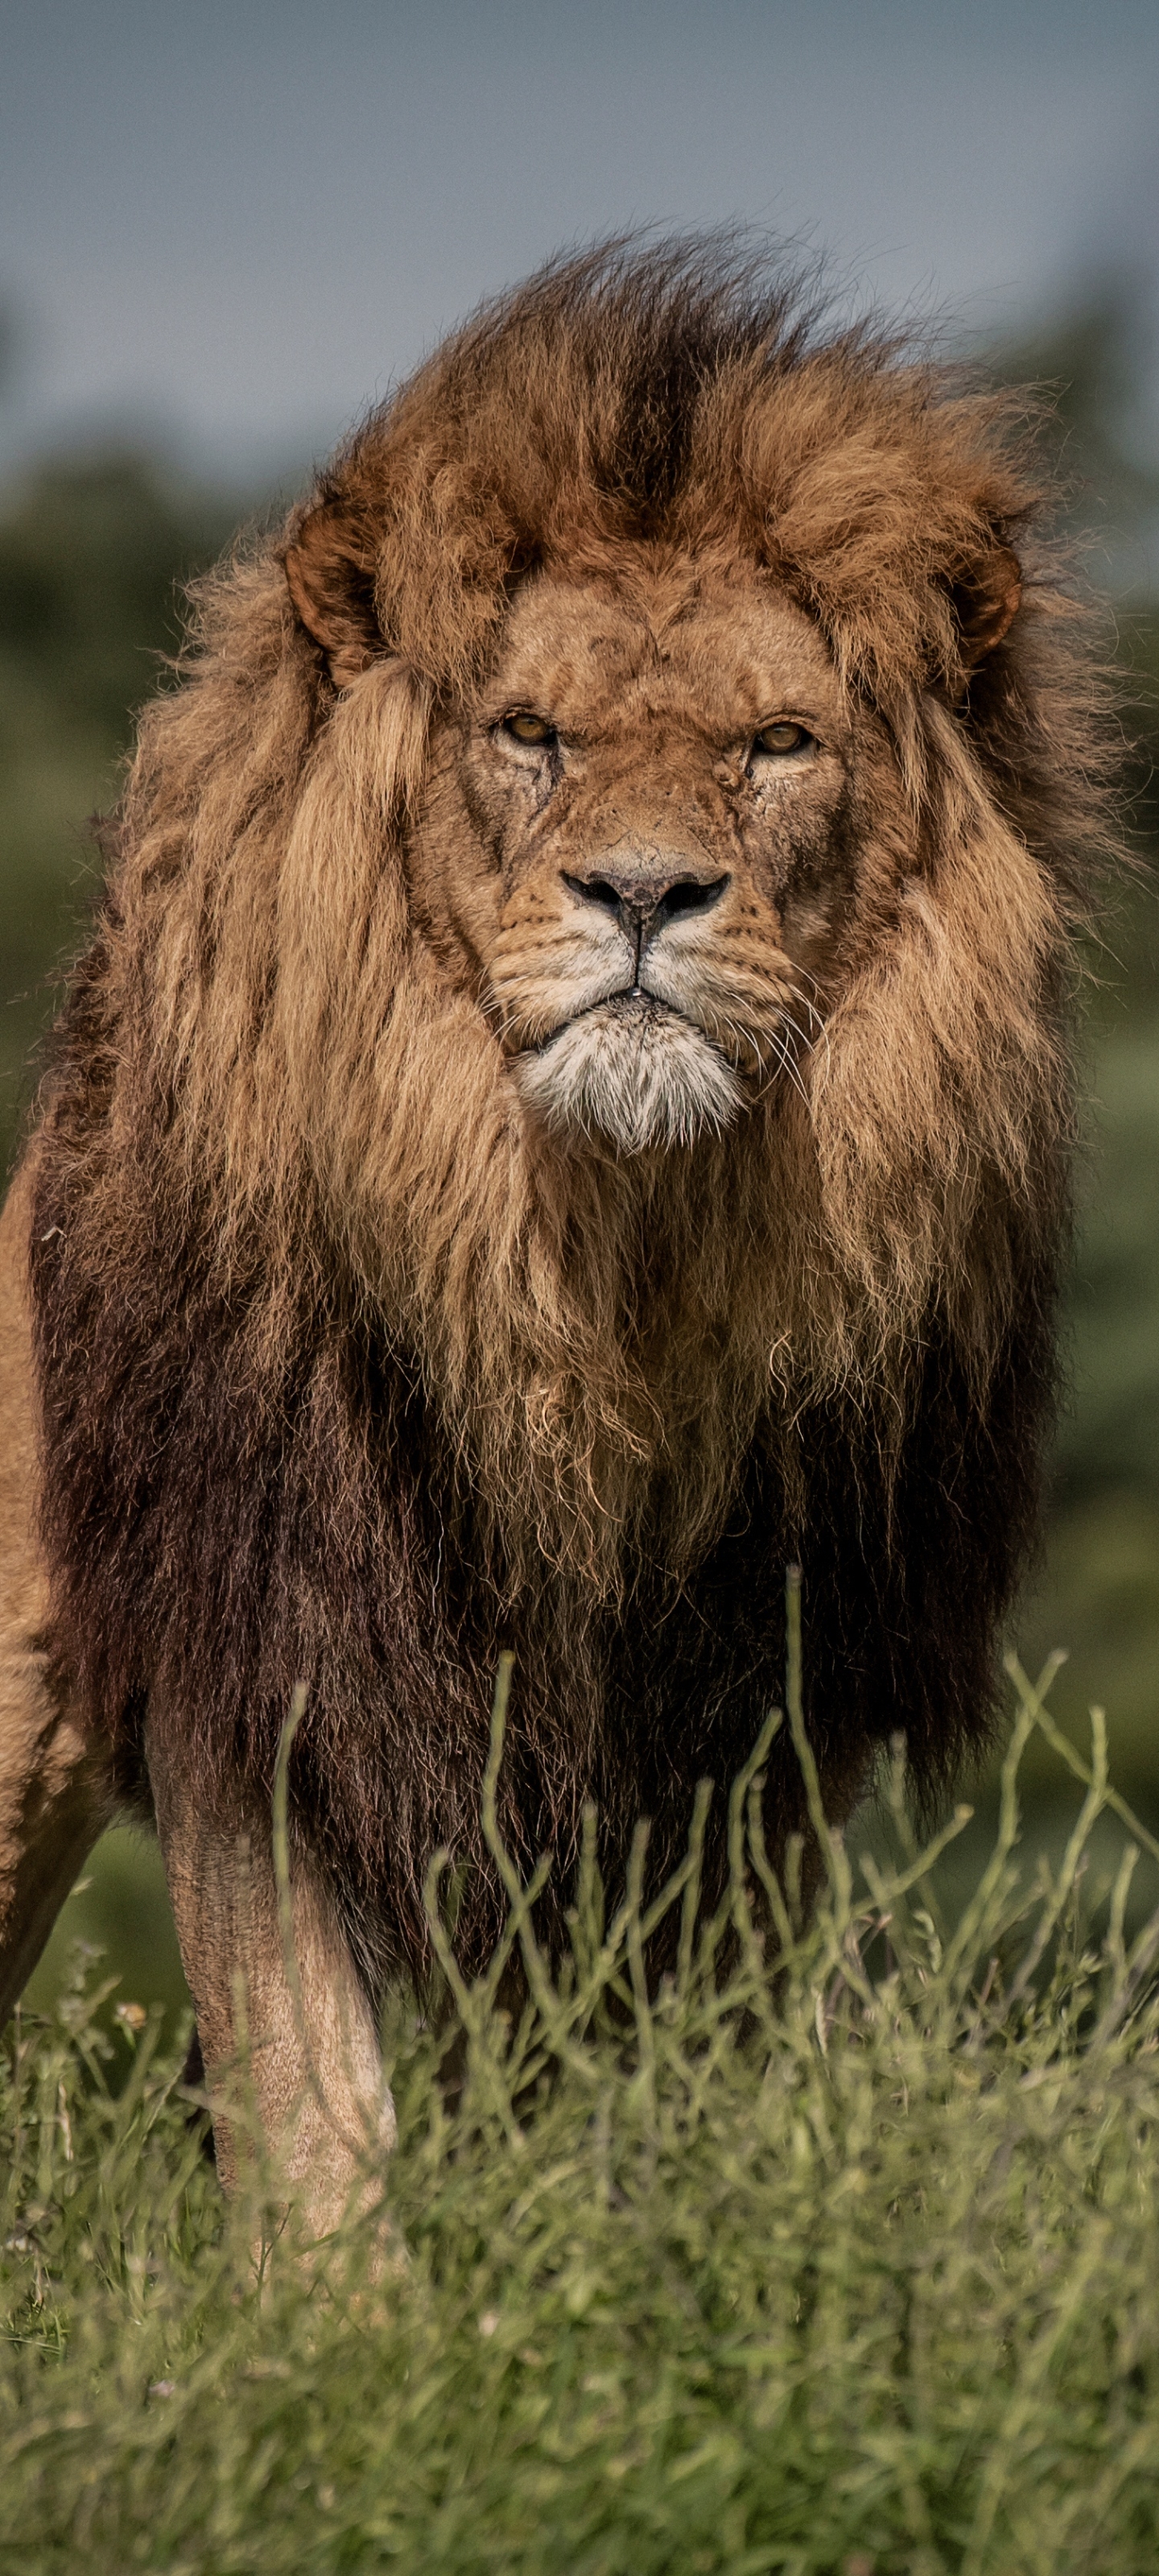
[484,564,844,740]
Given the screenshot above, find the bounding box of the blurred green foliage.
[3,302,1159,2024]
[0,452,240,1168]
[1010,286,1159,1781]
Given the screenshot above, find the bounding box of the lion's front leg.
[146,1724,396,2253]
[0,1160,116,2024]
[0,1659,112,2025]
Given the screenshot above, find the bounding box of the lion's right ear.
[283,499,383,690]
[950,542,1022,679]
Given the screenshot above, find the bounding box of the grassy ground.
[6,1650,1159,2575]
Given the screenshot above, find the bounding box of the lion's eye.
[502,710,557,748]
[751,720,813,758]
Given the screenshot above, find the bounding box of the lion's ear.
[283,499,383,689]
[951,542,1022,677]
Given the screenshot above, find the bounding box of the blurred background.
[3,0,1159,2030]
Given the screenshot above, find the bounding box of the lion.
[0,241,1110,2239]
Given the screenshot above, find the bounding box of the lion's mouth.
[524,985,700,1056]
[513,989,745,1154]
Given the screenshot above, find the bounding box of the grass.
[4,1636,1159,2574]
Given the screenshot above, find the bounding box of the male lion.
[0,243,1107,2236]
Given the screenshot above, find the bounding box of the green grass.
[5,1648,1159,2574]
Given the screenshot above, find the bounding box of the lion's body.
[0,243,1112,2233]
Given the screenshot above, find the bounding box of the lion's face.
[411,559,865,1154]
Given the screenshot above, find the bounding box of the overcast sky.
[2,0,1157,484]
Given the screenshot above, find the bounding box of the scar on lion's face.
[411,559,874,1154]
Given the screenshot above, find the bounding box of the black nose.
[563,866,728,952]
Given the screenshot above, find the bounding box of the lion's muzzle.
[500,861,761,1153]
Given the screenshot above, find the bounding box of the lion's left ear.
[283,498,383,690]
[950,542,1022,677]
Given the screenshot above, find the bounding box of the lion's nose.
[563,866,729,952]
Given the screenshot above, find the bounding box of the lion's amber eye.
[751,720,812,758]
[503,710,556,747]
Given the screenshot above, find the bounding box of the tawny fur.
[10,240,1113,2004]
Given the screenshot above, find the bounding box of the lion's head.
[392,560,864,1158]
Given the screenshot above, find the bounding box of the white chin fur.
[514,1001,745,1153]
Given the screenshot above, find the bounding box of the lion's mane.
[28,242,1112,1984]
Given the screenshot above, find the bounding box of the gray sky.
[2,0,1157,481]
